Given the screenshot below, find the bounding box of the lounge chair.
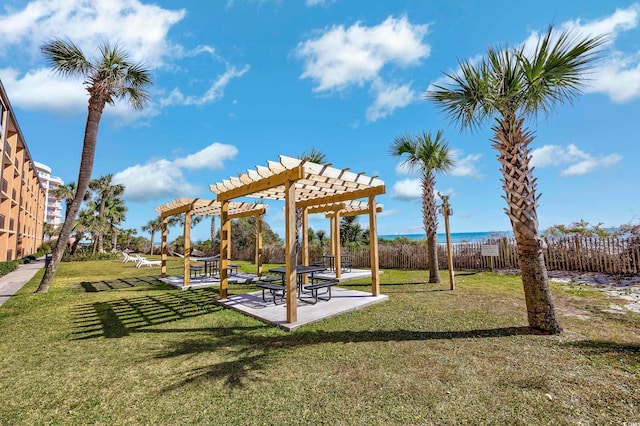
[136,257,161,268]
[122,252,138,263]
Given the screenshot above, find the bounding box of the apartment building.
[0,79,46,261]
[34,161,64,227]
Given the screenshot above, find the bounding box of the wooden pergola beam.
[213,167,304,201]
[307,203,346,215]
[229,207,267,220]
[326,206,383,218]
[296,185,385,209]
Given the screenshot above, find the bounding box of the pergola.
[210,155,385,323]
[155,198,267,287]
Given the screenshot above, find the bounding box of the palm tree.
[89,174,125,253]
[390,130,454,283]
[142,217,163,255]
[50,182,85,222]
[37,39,152,293]
[426,26,605,333]
[103,196,127,251]
[295,149,327,260]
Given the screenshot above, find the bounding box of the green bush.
[0,260,19,276]
[62,250,118,262]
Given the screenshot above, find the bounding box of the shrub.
[0,260,19,276]
[62,250,118,262]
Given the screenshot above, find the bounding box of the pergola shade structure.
[155,198,267,287]
[210,155,385,323]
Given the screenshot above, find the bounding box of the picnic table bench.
[301,277,338,304]
[256,280,286,304]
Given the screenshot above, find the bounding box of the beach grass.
[0,258,638,425]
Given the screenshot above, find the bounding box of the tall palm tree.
[426,26,605,333]
[89,174,125,253]
[37,39,152,293]
[390,130,454,283]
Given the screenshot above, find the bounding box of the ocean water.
[379,231,513,244]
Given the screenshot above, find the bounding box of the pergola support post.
[256,214,263,277]
[301,207,309,283]
[368,195,380,296]
[285,179,297,323]
[334,211,341,279]
[183,212,191,288]
[161,216,167,277]
[220,200,230,299]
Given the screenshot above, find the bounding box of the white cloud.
[0,0,186,67]
[113,159,199,202]
[306,0,335,6]
[391,178,421,201]
[0,1,248,116]
[378,208,399,218]
[531,143,622,176]
[560,154,622,176]
[297,15,429,92]
[521,5,640,103]
[173,143,239,170]
[450,149,482,178]
[366,80,416,121]
[585,52,640,103]
[0,67,87,113]
[160,65,250,107]
[114,142,238,202]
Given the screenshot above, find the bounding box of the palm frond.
[41,38,91,77]
[518,26,608,117]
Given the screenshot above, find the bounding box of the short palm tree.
[89,174,125,253]
[142,217,163,255]
[50,182,84,222]
[426,26,605,333]
[295,149,327,260]
[103,196,127,251]
[37,39,152,293]
[390,130,454,283]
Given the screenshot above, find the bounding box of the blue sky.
[1,0,638,241]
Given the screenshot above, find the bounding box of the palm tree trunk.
[149,230,155,255]
[493,116,562,334]
[422,174,440,283]
[37,97,105,292]
[210,216,216,254]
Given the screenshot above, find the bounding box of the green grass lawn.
[0,258,638,425]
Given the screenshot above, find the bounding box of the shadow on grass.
[153,325,533,390]
[563,339,640,355]
[70,288,224,340]
[75,276,169,292]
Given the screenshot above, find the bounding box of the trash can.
[45,253,52,268]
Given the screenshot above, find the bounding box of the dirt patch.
[498,269,640,314]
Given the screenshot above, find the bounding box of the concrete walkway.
[0,258,46,307]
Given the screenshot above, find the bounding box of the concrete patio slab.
[216,287,388,331]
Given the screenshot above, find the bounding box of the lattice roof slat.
[156,198,267,218]
[210,155,385,204]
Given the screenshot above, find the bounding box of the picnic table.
[318,255,353,272]
[258,265,337,304]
